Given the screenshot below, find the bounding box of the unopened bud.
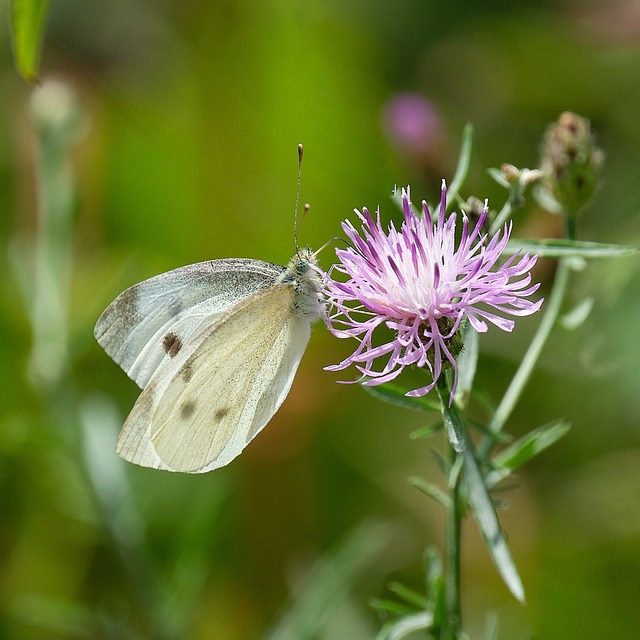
[501,163,543,187]
[539,112,604,215]
[29,78,88,145]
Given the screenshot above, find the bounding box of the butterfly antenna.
[313,236,348,258]
[294,143,304,249]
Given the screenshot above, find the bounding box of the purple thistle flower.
[323,182,543,401]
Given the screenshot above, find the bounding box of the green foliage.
[11,0,49,80]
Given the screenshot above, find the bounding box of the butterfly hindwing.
[115,284,312,473]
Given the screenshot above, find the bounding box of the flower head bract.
[323,182,543,401]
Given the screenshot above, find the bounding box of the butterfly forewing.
[94,259,285,389]
[116,285,312,473]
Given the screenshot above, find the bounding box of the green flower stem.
[436,376,462,640]
[481,214,576,455]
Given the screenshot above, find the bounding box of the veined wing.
[116,284,311,473]
[94,259,285,389]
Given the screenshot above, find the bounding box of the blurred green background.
[2,0,640,638]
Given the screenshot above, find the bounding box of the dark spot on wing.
[214,407,230,421]
[163,332,182,357]
[181,362,194,383]
[180,400,196,419]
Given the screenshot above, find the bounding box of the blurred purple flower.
[382,93,443,160]
[323,183,543,401]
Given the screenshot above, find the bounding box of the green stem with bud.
[481,212,577,453]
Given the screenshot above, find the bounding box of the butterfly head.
[280,247,324,321]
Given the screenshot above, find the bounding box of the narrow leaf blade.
[265,522,391,640]
[11,0,50,80]
[409,476,451,509]
[454,323,478,409]
[377,611,433,640]
[448,123,474,205]
[364,383,440,412]
[505,238,638,259]
[488,420,571,486]
[438,393,465,453]
[463,446,525,602]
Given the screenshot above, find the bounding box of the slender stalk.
[437,376,462,640]
[481,214,576,455]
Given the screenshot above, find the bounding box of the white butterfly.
[94,248,324,473]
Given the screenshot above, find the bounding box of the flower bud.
[539,112,604,215]
[29,78,88,145]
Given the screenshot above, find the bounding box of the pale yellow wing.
[116,285,311,473]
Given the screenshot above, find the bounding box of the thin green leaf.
[448,455,464,490]
[487,167,509,188]
[424,547,442,599]
[364,383,440,412]
[487,421,571,487]
[9,593,97,637]
[504,238,639,259]
[409,476,450,509]
[429,449,448,476]
[409,422,443,440]
[391,186,421,216]
[485,611,499,640]
[265,522,391,640]
[462,445,525,602]
[559,297,594,330]
[11,0,50,80]
[454,323,478,409]
[376,612,434,640]
[466,418,513,444]
[447,123,474,207]
[424,547,444,633]
[370,599,416,617]
[388,582,429,609]
[436,379,465,453]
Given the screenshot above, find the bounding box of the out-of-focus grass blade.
[11,0,50,80]
[409,476,451,509]
[376,611,434,640]
[487,420,571,487]
[364,383,440,412]
[504,238,638,258]
[264,521,391,640]
[559,297,594,330]
[370,599,415,617]
[424,547,444,633]
[409,422,443,440]
[485,611,499,640]
[387,581,429,609]
[447,123,474,208]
